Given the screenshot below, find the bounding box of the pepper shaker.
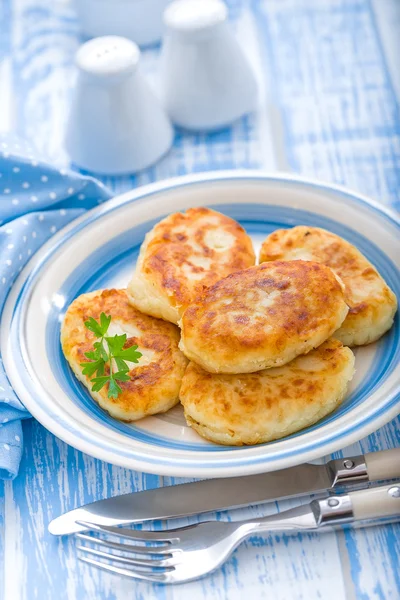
[160,0,258,131]
[66,36,174,175]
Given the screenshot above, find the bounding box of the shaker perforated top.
[75,36,140,78]
[164,0,228,34]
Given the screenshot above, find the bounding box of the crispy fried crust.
[180,339,355,446]
[260,226,397,346]
[179,260,349,373]
[61,289,188,421]
[127,207,256,324]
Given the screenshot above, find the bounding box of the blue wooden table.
[0,1,399,598]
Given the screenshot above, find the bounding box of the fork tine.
[79,556,170,583]
[77,545,176,568]
[76,521,179,543]
[76,533,174,556]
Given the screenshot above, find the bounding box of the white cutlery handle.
[365,449,400,482]
[350,483,400,520]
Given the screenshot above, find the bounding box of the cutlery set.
[50,448,400,584]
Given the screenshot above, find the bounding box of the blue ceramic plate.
[2,172,399,477]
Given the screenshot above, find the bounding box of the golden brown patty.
[180,339,355,446]
[61,289,188,421]
[127,207,255,324]
[259,226,397,346]
[179,260,349,374]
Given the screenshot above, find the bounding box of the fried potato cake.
[259,226,397,346]
[179,260,349,374]
[180,339,355,445]
[127,207,255,324]
[61,289,188,421]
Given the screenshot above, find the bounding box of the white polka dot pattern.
[0,133,112,477]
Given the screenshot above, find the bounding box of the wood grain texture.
[0,481,4,598]
[1,0,399,599]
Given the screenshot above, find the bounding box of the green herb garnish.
[80,312,142,399]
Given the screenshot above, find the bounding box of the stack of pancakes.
[62,209,397,446]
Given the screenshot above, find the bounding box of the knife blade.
[48,448,400,535]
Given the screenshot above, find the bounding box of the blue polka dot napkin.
[0,134,112,479]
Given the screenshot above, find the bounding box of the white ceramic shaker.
[66,36,174,175]
[75,0,172,47]
[160,0,258,131]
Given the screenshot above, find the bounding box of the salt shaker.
[160,0,258,131]
[66,36,174,175]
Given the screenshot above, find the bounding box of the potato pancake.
[180,339,355,445]
[179,260,348,373]
[127,207,255,324]
[260,226,397,346]
[61,289,188,421]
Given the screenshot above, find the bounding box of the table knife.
[48,448,400,535]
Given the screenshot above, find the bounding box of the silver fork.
[76,483,400,584]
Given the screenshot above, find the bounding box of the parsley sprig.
[80,312,142,399]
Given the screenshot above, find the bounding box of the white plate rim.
[2,170,400,477]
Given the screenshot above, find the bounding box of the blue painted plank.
[253,0,400,209]
[7,419,163,600]
[253,1,400,597]
[0,479,4,597]
[7,421,349,600]
[1,0,399,599]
